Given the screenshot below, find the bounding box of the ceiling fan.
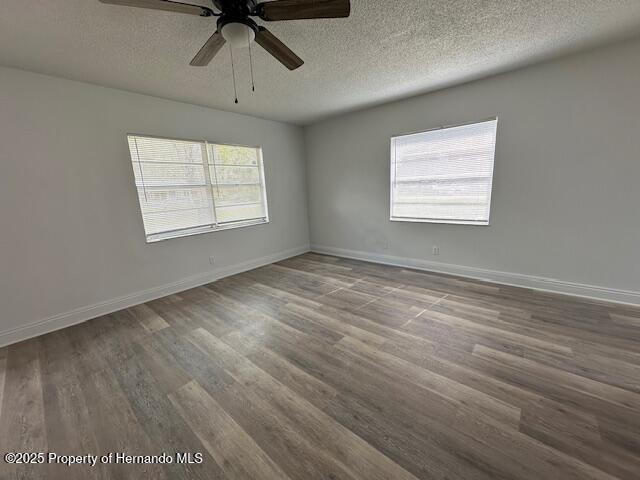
[98,0,351,71]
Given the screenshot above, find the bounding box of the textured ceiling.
[2,1,640,124]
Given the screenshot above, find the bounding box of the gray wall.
[0,67,309,343]
[3,35,640,344]
[305,38,640,296]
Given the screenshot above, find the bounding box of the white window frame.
[128,134,269,243]
[389,117,497,226]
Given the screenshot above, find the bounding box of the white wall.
[305,38,640,303]
[0,67,309,346]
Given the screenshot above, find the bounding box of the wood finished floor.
[1,253,640,479]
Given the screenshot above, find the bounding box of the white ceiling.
[2,1,640,124]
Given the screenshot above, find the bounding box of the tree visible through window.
[390,119,497,225]
[127,135,268,242]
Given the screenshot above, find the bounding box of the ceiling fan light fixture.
[221,22,255,48]
[99,0,352,69]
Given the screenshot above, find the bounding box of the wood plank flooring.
[1,252,639,479]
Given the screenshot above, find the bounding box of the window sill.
[390,217,489,226]
[145,218,269,243]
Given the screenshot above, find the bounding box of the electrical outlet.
[209,256,215,265]
[432,246,440,256]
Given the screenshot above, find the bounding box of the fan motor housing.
[215,0,260,38]
[213,0,258,17]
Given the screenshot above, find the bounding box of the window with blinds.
[390,118,498,225]
[127,135,269,242]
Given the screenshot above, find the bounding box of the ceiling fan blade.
[190,31,226,66]
[255,0,350,21]
[99,0,214,17]
[254,27,304,70]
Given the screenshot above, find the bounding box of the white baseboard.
[311,244,640,306]
[0,245,310,348]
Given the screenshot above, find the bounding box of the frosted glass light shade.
[221,22,255,48]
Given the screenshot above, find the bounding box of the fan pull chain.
[248,29,255,92]
[230,45,239,104]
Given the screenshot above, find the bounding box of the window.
[127,135,268,242]
[390,118,498,225]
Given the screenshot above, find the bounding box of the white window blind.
[127,135,268,242]
[390,118,498,225]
